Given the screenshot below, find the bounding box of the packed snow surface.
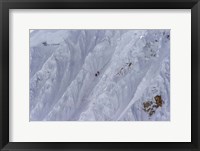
[30,29,170,121]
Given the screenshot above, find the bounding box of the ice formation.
[30,29,170,121]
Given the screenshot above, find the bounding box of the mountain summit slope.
[30,29,170,121]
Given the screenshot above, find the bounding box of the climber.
[95,71,100,77]
[42,41,47,46]
[126,62,132,67]
[166,34,170,40]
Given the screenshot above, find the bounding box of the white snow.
[30,29,170,121]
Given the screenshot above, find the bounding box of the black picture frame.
[0,0,200,151]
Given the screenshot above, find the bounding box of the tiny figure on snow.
[95,71,100,77]
[127,62,132,67]
[166,34,170,40]
[42,41,48,46]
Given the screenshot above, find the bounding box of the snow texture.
[30,29,170,121]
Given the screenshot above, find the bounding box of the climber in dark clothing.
[95,71,100,77]
[128,62,132,67]
[166,34,170,40]
[126,62,132,67]
[42,41,48,46]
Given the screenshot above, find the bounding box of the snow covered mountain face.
[30,29,170,121]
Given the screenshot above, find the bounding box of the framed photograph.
[0,0,199,150]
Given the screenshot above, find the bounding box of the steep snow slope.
[30,29,170,121]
